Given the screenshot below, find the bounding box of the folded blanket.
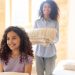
[64,63,75,71]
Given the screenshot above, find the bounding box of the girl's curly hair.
[0,26,33,64]
[39,0,59,21]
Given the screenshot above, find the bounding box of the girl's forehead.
[7,31,18,36]
[7,31,16,34]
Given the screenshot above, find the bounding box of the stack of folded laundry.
[27,28,57,46]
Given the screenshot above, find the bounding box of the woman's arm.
[50,21,59,44]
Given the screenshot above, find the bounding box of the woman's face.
[7,31,21,51]
[43,3,51,17]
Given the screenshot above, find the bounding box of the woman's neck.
[44,16,50,21]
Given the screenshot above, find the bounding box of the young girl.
[34,1,59,75]
[0,26,33,75]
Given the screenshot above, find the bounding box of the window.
[5,0,45,29]
[11,0,29,28]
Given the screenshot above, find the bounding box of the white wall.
[68,0,75,59]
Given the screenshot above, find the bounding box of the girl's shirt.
[34,18,59,57]
[0,56,32,72]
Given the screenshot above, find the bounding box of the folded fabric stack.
[27,28,57,46]
[64,62,75,71]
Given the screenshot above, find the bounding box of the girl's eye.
[7,37,16,40]
[13,37,16,39]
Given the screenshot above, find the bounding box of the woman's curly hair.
[39,0,59,21]
[0,26,33,64]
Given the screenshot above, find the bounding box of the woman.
[34,1,59,75]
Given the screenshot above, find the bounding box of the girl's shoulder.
[24,55,33,64]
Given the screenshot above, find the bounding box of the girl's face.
[7,31,21,51]
[43,3,51,17]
